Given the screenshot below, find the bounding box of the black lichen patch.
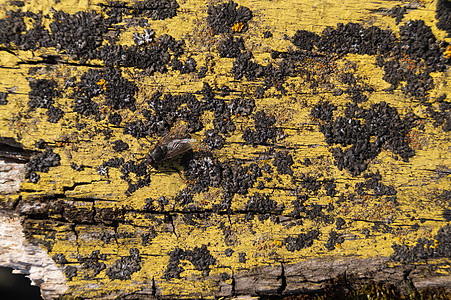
[207,1,253,36]
[129,0,179,20]
[141,227,157,246]
[391,224,451,263]
[0,92,8,105]
[272,151,294,176]
[27,79,61,109]
[71,67,138,116]
[217,36,245,58]
[228,96,255,117]
[292,21,450,101]
[183,153,223,193]
[231,51,260,81]
[108,112,122,125]
[238,252,246,263]
[436,0,451,36]
[202,129,225,150]
[387,5,407,25]
[50,10,120,60]
[145,90,204,136]
[427,94,451,132]
[325,230,344,251]
[0,10,27,47]
[356,172,397,197]
[335,217,346,230]
[102,68,138,111]
[183,152,263,211]
[64,266,77,281]
[376,20,448,100]
[53,253,68,265]
[78,250,107,277]
[95,207,125,226]
[298,175,323,195]
[62,203,95,224]
[174,187,194,206]
[263,30,273,38]
[245,193,283,221]
[105,248,141,280]
[311,101,336,122]
[46,105,64,123]
[171,57,197,74]
[98,42,169,71]
[119,160,151,194]
[0,10,51,51]
[243,110,278,145]
[25,149,61,183]
[313,101,418,175]
[71,69,103,116]
[225,248,234,257]
[292,30,319,51]
[398,20,446,72]
[315,23,395,56]
[112,140,129,152]
[284,230,320,251]
[0,6,184,70]
[163,245,216,279]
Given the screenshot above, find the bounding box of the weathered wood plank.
[0,0,450,298]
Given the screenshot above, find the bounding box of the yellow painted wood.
[0,0,450,298]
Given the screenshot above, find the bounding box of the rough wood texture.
[0,0,450,299]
